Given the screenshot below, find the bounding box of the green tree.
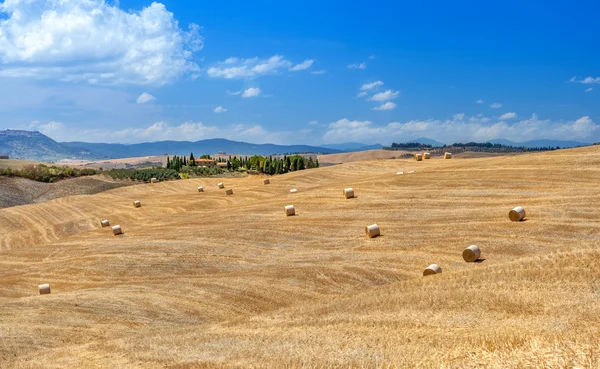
[189,152,196,167]
[166,156,171,169]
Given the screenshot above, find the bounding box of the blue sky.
[0,0,598,145]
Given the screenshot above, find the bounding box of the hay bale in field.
[408,170,415,174]
[509,206,526,222]
[101,220,110,227]
[444,152,452,159]
[39,284,51,295]
[197,186,204,192]
[344,188,355,199]
[133,200,141,208]
[415,153,423,161]
[365,224,380,238]
[112,225,123,236]
[396,171,404,175]
[462,245,481,262]
[218,182,224,189]
[263,179,270,185]
[285,205,296,216]
[423,152,431,159]
[226,189,233,195]
[290,189,298,194]
[423,264,442,276]
[151,178,157,183]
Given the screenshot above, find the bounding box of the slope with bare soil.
[0,147,599,368]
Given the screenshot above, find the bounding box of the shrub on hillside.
[0,165,98,183]
[103,168,180,182]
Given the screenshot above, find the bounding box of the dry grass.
[1,147,599,368]
[318,149,410,165]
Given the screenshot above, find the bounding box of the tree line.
[388,142,562,153]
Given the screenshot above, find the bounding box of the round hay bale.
[462,245,481,262]
[444,152,452,159]
[396,171,404,175]
[150,178,157,183]
[423,264,442,276]
[225,189,233,195]
[263,179,270,185]
[290,189,298,194]
[365,224,380,238]
[218,182,224,189]
[344,188,355,199]
[415,154,423,161]
[133,200,141,208]
[423,152,431,159]
[101,220,110,228]
[509,206,526,222]
[39,284,51,295]
[408,170,415,174]
[197,186,204,192]
[112,225,123,236]
[285,205,296,216]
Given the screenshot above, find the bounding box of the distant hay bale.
[218,182,224,189]
[444,152,452,159]
[39,284,51,295]
[344,188,355,199]
[226,189,233,195]
[365,224,380,238]
[133,200,141,208]
[423,152,431,159]
[197,186,204,192]
[112,225,123,236]
[285,205,296,216]
[290,189,298,194]
[101,220,110,227]
[408,170,415,174]
[415,153,423,161]
[423,264,442,276]
[151,178,157,183]
[263,179,270,185]
[509,206,526,222]
[396,171,404,175]
[462,245,481,262]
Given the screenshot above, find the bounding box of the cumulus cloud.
[289,59,314,71]
[490,103,502,109]
[369,89,400,102]
[214,106,227,113]
[208,55,311,79]
[136,93,156,104]
[361,81,384,90]
[585,88,593,92]
[357,91,368,98]
[372,102,396,111]
[499,112,516,120]
[242,87,261,98]
[322,114,599,144]
[348,62,367,69]
[570,76,600,84]
[476,99,485,104]
[0,0,202,85]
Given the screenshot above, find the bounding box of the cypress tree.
[166,156,171,169]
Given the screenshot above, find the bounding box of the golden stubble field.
[0,147,599,368]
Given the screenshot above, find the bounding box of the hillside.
[0,130,101,162]
[0,147,599,367]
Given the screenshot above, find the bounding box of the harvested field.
[0,147,599,368]
[317,149,410,165]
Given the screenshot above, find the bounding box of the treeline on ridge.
[388,141,563,153]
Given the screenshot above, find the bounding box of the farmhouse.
[217,162,228,169]
[195,158,216,167]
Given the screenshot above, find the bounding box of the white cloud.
[226,90,241,95]
[28,121,65,136]
[369,89,400,102]
[570,76,600,84]
[242,87,261,98]
[289,59,314,71]
[311,70,326,75]
[372,102,396,111]
[361,81,384,90]
[307,121,319,126]
[499,112,517,120]
[585,88,593,92]
[136,93,156,104]
[476,99,485,104]
[214,106,227,113]
[490,103,502,109]
[0,0,202,85]
[357,91,368,98]
[348,62,367,69]
[208,55,311,79]
[322,114,599,144]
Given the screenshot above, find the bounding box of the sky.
[0,0,599,146]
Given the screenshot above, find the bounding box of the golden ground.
[0,148,599,368]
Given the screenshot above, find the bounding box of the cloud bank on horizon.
[0,0,598,145]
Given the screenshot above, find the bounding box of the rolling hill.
[0,146,599,367]
[488,138,591,148]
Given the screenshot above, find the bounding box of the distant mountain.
[488,139,591,148]
[404,137,446,147]
[321,142,385,151]
[0,130,102,161]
